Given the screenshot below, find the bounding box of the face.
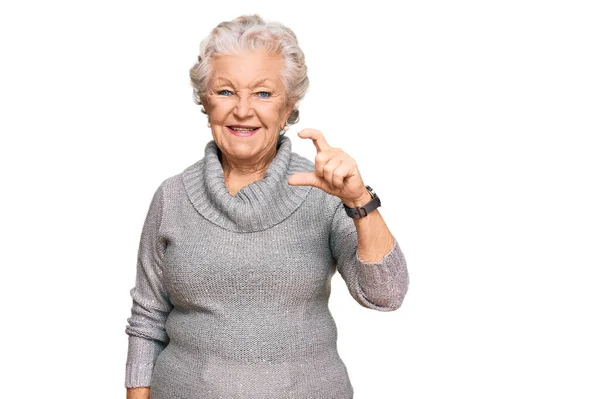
[202,50,294,166]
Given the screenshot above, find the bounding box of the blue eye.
[217,89,233,96]
[257,91,271,99]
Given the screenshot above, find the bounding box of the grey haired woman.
[125,14,409,399]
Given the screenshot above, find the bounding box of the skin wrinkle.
[201,50,294,195]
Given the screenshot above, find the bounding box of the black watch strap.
[343,185,381,218]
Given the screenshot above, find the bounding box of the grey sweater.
[125,134,409,398]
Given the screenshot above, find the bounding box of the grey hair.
[189,14,309,126]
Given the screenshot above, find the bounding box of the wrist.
[342,188,372,208]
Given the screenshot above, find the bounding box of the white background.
[1,0,598,398]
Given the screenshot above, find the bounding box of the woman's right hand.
[126,387,150,399]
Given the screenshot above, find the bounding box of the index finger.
[298,128,331,152]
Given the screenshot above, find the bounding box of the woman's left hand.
[288,129,371,207]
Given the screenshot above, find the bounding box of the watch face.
[366,185,377,198]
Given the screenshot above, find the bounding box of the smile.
[227,126,260,137]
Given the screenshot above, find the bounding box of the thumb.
[288,172,320,187]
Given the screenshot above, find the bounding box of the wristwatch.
[343,185,381,218]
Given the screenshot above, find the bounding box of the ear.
[285,102,295,122]
[200,97,211,115]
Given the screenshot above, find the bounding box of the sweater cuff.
[125,363,154,388]
[355,237,404,285]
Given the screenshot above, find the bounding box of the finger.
[332,160,353,188]
[323,156,344,186]
[297,129,331,153]
[287,172,322,189]
[314,150,338,178]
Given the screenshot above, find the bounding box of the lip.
[227,126,259,137]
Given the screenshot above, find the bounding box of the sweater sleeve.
[330,199,409,311]
[124,183,174,388]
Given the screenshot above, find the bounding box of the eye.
[256,91,272,99]
[217,89,233,96]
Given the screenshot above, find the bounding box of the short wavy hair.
[189,14,309,126]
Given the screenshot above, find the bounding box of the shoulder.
[158,170,185,192]
[147,167,189,205]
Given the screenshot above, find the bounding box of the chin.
[220,138,262,159]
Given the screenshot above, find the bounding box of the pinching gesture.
[288,129,370,206]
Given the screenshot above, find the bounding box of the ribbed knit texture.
[124,134,409,398]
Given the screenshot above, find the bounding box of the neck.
[218,144,278,194]
[220,152,273,178]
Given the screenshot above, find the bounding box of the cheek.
[257,103,287,125]
[208,99,234,121]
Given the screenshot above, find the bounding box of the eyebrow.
[213,77,275,87]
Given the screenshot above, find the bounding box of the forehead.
[211,50,285,87]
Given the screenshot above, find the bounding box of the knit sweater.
[124,134,409,399]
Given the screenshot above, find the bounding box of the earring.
[279,123,289,135]
[207,120,211,128]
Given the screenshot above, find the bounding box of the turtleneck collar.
[182,134,314,233]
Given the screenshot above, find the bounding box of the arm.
[330,196,409,311]
[124,183,174,389]
[286,128,409,311]
[344,189,396,263]
[126,387,150,399]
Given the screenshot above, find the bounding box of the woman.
[125,14,409,399]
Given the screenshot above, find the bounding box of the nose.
[233,93,253,118]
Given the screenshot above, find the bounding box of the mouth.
[227,125,260,137]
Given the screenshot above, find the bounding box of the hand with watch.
[343,185,381,219]
[287,129,382,218]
